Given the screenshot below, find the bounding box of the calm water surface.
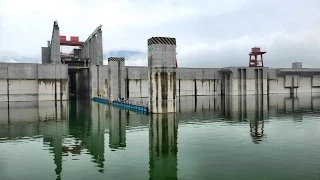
[0,95,320,180]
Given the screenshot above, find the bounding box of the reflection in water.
[109,107,126,149]
[0,93,320,179]
[149,114,178,180]
[250,119,264,144]
[43,136,63,180]
[68,99,106,173]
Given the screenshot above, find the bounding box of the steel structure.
[249,47,266,67]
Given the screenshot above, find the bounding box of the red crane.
[60,36,84,46]
[249,47,266,67]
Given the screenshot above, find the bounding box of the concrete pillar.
[108,57,125,101]
[149,113,178,179]
[89,39,93,64]
[109,107,126,149]
[119,59,125,99]
[84,42,89,59]
[50,21,61,64]
[96,29,103,65]
[92,35,97,65]
[148,37,177,114]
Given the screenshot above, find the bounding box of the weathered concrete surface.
[107,57,125,101]
[50,21,61,64]
[41,47,50,64]
[0,63,68,102]
[91,65,107,98]
[148,37,177,114]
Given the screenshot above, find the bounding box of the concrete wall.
[90,65,108,98]
[122,66,320,98]
[126,66,148,98]
[0,63,68,102]
[3,63,320,103]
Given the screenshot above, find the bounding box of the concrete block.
[203,68,217,79]
[148,39,176,68]
[38,79,56,101]
[285,75,299,88]
[246,68,257,79]
[127,67,148,80]
[20,64,37,79]
[7,64,21,79]
[0,64,8,79]
[292,62,302,69]
[102,65,109,79]
[38,64,56,79]
[42,47,50,64]
[60,64,68,79]
[177,68,196,80]
[0,80,8,102]
[267,68,278,80]
[312,75,320,87]
[54,64,66,79]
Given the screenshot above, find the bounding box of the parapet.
[108,57,125,62]
[148,37,176,45]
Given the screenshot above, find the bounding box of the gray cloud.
[0,0,319,68]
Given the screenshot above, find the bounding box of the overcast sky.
[0,0,319,67]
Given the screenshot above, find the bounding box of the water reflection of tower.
[68,100,106,172]
[149,114,178,180]
[249,95,266,144]
[109,107,126,149]
[43,136,63,180]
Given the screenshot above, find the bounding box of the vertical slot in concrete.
[255,69,258,95]
[238,69,242,96]
[243,69,247,96]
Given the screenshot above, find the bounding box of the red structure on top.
[249,47,266,67]
[60,36,84,46]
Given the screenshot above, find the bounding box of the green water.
[0,95,320,180]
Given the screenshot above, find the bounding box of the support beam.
[84,25,103,44]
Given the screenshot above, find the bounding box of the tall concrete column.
[108,57,125,101]
[85,42,89,59]
[92,35,97,65]
[148,37,177,114]
[96,29,103,65]
[89,39,93,63]
[50,21,61,64]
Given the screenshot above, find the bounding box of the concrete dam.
[1,21,320,113]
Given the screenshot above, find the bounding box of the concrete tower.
[96,29,103,65]
[148,37,177,114]
[108,57,125,101]
[50,21,61,64]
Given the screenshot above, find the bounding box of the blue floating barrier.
[93,97,148,115]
